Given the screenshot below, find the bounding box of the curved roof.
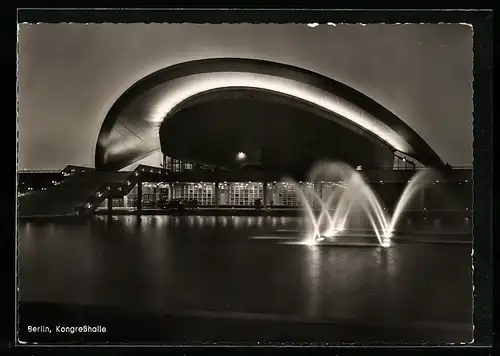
[96,58,446,171]
[159,88,396,173]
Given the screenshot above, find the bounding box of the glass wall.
[265,182,317,207]
[142,183,170,207]
[97,198,128,209]
[163,156,208,172]
[393,153,417,170]
[97,183,171,210]
[172,182,216,205]
[225,182,262,206]
[95,180,472,211]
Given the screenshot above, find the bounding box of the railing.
[450,166,473,170]
[77,165,166,215]
[17,169,62,173]
[61,165,95,177]
[18,165,94,175]
[376,166,415,171]
[386,166,472,171]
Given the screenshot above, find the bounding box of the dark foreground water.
[18,215,473,344]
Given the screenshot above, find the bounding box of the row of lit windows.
[100,181,472,208]
[126,183,332,206]
[163,156,420,173]
[99,194,470,210]
[137,181,469,191]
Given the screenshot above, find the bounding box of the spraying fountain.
[284,161,433,248]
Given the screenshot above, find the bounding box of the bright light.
[305,239,317,246]
[356,165,362,171]
[236,152,246,160]
[148,72,411,153]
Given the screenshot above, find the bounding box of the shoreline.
[19,207,472,218]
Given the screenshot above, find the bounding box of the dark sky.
[17,23,473,170]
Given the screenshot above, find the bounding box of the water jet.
[285,161,433,247]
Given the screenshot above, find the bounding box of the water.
[19,215,472,327]
[285,162,434,247]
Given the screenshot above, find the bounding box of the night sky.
[17,23,473,170]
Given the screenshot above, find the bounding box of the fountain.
[284,161,433,248]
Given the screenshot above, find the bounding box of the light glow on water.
[286,161,433,248]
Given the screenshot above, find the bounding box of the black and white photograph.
[17,19,477,345]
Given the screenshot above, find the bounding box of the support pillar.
[262,182,268,208]
[214,182,220,208]
[420,186,427,230]
[169,183,173,201]
[136,182,143,214]
[107,196,113,214]
[155,185,160,204]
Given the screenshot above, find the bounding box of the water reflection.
[156,215,167,228]
[305,244,322,317]
[114,215,348,232]
[92,214,472,235]
[124,216,134,231]
[48,223,55,235]
[257,216,264,228]
[23,222,32,240]
[18,215,472,326]
[372,247,397,277]
[188,216,195,227]
[197,216,204,228]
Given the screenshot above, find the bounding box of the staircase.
[18,165,165,217]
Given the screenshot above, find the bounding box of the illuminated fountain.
[285,162,433,248]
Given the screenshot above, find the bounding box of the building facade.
[98,179,472,212]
